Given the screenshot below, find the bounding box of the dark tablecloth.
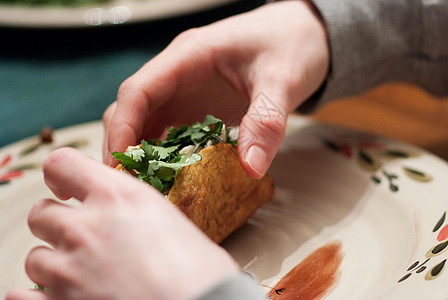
[0,0,265,147]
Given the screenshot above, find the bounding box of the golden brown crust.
[167,143,274,243]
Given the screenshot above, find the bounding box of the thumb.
[238,91,289,179]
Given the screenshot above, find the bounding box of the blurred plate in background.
[0,0,238,27]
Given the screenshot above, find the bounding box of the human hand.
[6,148,238,300]
[103,0,329,178]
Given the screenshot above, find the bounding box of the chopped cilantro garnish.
[34,284,46,291]
[113,115,236,194]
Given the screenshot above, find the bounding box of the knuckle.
[264,115,286,136]
[172,27,204,44]
[255,115,286,143]
[58,219,84,247]
[116,77,134,101]
[27,199,51,229]
[27,201,41,226]
[25,247,72,285]
[170,27,214,57]
[24,247,41,270]
[42,152,57,176]
[43,148,72,176]
[45,259,74,285]
[102,101,116,122]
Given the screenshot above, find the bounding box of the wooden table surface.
[311,83,448,161]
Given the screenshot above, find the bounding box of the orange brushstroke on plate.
[268,241,343,300]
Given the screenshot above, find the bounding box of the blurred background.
[313,84,448,161]
[1,0,447,160]
[0,0,265,147]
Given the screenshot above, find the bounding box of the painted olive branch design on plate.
[398,212,448,282]
[0,126,88,186]
[323,139,433,192]
[0,154,24,185]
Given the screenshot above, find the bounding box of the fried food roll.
[113,115,274,243]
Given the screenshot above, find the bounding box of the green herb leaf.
[148,176,165,192]
[202,114,222,127]
[112,152,145,172]
[113,115,231,193]
[141,140,178,160]
[126,148,145,161]
[147,161,160,176]
[155,167,176,181]
[153,153,201,171]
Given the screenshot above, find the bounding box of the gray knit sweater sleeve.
[304,0,448,111]
[195,273,268,300]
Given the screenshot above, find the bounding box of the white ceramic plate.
[0,0,238,27]
[1,116,448,299]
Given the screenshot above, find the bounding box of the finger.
[44,147,95,200]
[106,54,179,164]
[43,147,136,203]
[102,101,117,164]
[28,198,75,248]
[105,28,219,162]
[5,288,48,300]
[238,88,289,179]
[25,246,61,290]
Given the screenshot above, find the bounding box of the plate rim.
[0,0,239,28]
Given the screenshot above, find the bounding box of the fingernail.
[245,145,268,177]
